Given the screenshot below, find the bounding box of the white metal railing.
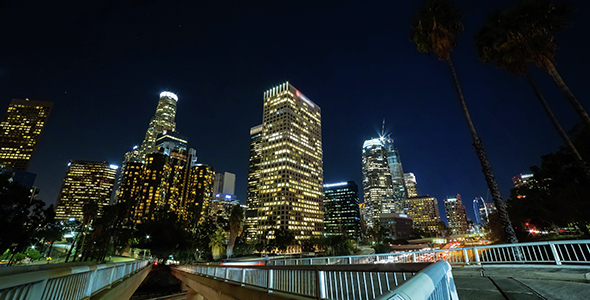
[174,263,431,300]
[375,261,458,300]
[0,260,149,300]
[268,240,590,266]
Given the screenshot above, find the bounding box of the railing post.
[550,243,562,265]
[317,270,326,299]
[412,253,416,263]
[267,269,274,293]
[224,267,228,282]
[348,256,352,264]
[463,249,469,265]
[474,248,481,265]
[241,268,246,286]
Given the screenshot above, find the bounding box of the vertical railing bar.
[350,271,356,300]
[339,271,344,300]
[370,272,375,299]
[356,271,362,300]
[377,271,383,296]
[385,272,390,291]
[577,244,586,262]
[363,272,369,300]
[344,270,349,300]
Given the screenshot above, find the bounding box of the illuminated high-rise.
[382,136,407,209]
[123,92,178,164]
[323,181,361,240]
[404,196,440,236]
[245,125,263,240]
[444,194,469,235]
[183,164,214,225]
[362,138,394,227]
[246,82,324,242]
[55,161,118,221]
[139,92,178,157]
[0,99,52,171]
[404,173,418,198]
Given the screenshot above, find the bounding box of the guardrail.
[174,262,432,299]
[268,240,590,266]
[0,260,149,300]
[375,261,458,300]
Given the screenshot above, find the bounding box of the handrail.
[268,239,590,266]
[174,262,433,299]
[0,260,150,300]
[375,261,459,300]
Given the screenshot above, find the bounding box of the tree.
[226,205,244,258]
[475,6,590,178]
[209,229,226,261]
[507,126,590,237]
[0,175,54,258]
[273,228,294,253]
[481,1,590,128]
[437,221,448,238]
[410,0,517,243]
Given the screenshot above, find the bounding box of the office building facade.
[246,82,324,242]
[444,194,469,235]
[382,136,407,209]
[323,181,361,240]
[403,196,440,236]
[0,99,52,171]
[362,138,394,228]
[55,161,118,221]
[404,173,418,198]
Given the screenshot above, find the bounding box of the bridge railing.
[174,262,432,299]
[268,240,590,266]
[0,260,149,300]
[375,261,458,300]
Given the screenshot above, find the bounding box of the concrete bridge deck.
[453,265,590,300]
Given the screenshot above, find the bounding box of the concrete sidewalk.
[453,265,590,300]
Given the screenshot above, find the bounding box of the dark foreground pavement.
[453,265,590,300]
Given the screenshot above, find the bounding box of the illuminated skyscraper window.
[247,82,324,243]
[0,99,52,171]
[55,161,118,221]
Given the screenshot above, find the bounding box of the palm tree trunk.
[447,59,518,244]
[544,59,590,128]
[525,72,590,181]
[525,72,584,161]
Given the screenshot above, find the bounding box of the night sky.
[1,0,589,223]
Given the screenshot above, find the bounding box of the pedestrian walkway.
[453,265,590,300]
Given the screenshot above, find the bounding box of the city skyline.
[1,1,589,225]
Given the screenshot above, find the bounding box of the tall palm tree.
[226,205,244,258]
[494,0,590,127]
[475,12,582,158]
[475,6,590,180]
[411,0,518,243]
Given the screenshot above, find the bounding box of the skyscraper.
[323,181,361,240]
[404,173,418,198]
[139,92,178,158]
[55,161,118,221]
[213,172,236,196]
[362,138,394,227]
[403,196,440,236]
[0,99,52,171]
[444,194,469,235]
[123,92,178,164]
[246,82,324,242]
[245,125,263,240]
[382,136,407,208]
